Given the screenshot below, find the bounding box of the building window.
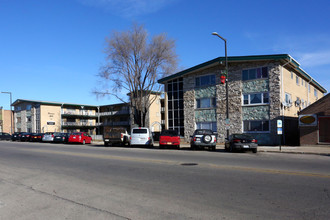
[296,76,299,85]
[15,106,21,111]
[166,77,184,136]
[196,97,216,109]
[285,93,292,105]
[26,105,32,111]
[196,122,217,132]
[242,67,268,81]
[243,93,269,105]
[195,75,216,87]
[314,88,318,98]
[291,72,293,79]
[244,120,269,132]
[301,79,304,86]
[308,84,311,93]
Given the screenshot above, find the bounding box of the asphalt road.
[0,141,329,220]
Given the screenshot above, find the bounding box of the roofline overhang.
[158,54,327,93]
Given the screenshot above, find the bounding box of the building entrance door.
[319,117,330,143]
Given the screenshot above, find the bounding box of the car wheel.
[252,148,258,153]
[210,146,216,151]
[177,145,180,150]
[190,144,195,150]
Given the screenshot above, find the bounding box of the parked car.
[68,132,92,144]
[53,133,70,143]
[130,127,153,147]
[20,132,33,142]
[12,132,23,141]
[103,127,130,146]
[159,129,180,149]
[30,133,45,142]
[42,132,60,142]
[0,132,12,141]
[225,134,258,153]
[190,129,217,151]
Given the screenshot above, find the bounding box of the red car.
[68,132,92,144]
[159,129,180,149]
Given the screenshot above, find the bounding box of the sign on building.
[299,114,317,127]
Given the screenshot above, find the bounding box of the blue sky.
[1,0,330,110]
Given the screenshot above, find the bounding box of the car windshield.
[195,129,213,135]
[133,129,148,134]
[232,134,253,140]
[161,130,178,136]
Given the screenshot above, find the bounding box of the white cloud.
[77,0,176,17]
[295,51,330,67]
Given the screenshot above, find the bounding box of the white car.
[130,127,153,147]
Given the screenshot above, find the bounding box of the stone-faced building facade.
[158,54,327,145]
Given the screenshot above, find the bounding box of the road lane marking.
[26,148,330,179]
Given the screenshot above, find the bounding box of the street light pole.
[212,32,229,139]
[1,91,13,134]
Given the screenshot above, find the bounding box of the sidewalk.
[92,140,330,156]
[257,145,330,156]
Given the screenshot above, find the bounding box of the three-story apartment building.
[158,54,327,145]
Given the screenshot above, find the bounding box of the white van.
[130,127,153,147]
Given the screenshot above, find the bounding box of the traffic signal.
[220,74,226,84]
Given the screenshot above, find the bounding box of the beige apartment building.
[12,95,164,135]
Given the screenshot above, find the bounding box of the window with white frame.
[196,97,216,109]
[196,122,217,132]
[195,75,215,87]
[314,88,318,98]
[244,120,269,132]
[242,67,268,81]
[285,93,292,104]
[243,93,269,105]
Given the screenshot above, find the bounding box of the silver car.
[42,132,60,142]
[190,129,217,151]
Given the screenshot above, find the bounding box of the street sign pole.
[277,120,283,151]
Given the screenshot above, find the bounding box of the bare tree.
[94,23,177,127]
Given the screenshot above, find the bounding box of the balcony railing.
[99,121,130,126]
[61,111,97,117]
[97,109,129,116]
[62,122,98,127]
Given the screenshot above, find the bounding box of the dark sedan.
[30,133,45,142]
[20,132,33,142]
[12,132,23,141]
[53,133,70,143]
[225,134,258,153]
[0,132,12,141]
